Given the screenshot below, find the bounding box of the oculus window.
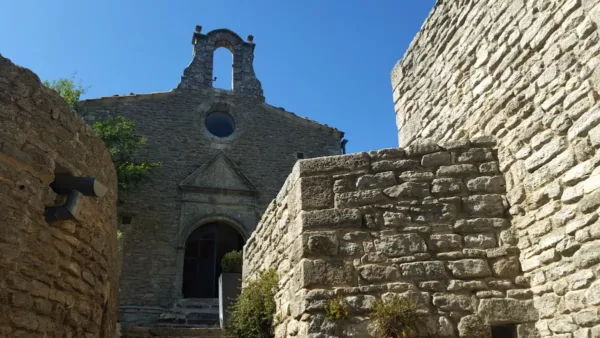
[205,112,235,137]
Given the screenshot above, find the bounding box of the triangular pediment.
[179,152,258,195]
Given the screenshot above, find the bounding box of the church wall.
[0,55,119,338]
[244,138,539,338]
[79,87,343,324]
[392,1,600,336]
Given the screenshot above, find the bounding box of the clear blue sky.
[0,0,434,153]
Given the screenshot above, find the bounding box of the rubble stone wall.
[78,27,344,327]
[0,55,119,337]
[244,139,541,337]
[391,1,600,337]
[79,83,343,321]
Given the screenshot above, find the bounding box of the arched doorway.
[182,223,244,298]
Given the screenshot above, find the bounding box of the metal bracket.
[44,174,108,223]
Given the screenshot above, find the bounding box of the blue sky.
[0,0,434,153]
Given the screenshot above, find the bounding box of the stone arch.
[177,214,249,249]
[205,29,245,51]
[211,46,234,90]
[204,30,245,91]
[179,216,247,298]
[178,26,264,98]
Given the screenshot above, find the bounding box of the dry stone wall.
[244,138,540,338]
[391,1,600,337]
[0,55,119,337]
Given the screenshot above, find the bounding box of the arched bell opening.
[212,46,233,90]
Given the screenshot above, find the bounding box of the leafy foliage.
[371,295,420,338]
[228,269,278,338]
[325,295,348,321]
[221,250,243,273]
[44,76,161,193]
[92,116,161,192]
[43,74,88,112]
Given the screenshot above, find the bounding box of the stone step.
[157,298,220,328]
[122,326,232,338]
[160,308,219,318]
[156,320,219,327]
[174,298,220,308]
[154,324,218,329]
[157,312,219,327]
[158,310,220,318]
[173,305,219,310]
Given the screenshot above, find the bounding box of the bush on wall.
[227,269,278,338]
[221,250,243,273]
[371,295,420,338]
[325,295,349,321]
[44,76,162,194]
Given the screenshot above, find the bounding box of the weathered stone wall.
[0,55,119,337]
[178,27,264,98]
[244,138,542,337]
[392,1,600,336]
[79,27,344,326]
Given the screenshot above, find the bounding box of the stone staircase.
[156,298,220,328]
[122,326,232,338]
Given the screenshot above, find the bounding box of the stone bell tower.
[177,25,264,99]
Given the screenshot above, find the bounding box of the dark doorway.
[182,223,244,298]
[491,324,517,338]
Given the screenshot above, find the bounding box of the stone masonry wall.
[244,138,543,338]
[79,89,343,321]
[79,26,344,327]
[391,1,600,337]
[0,55,119,337]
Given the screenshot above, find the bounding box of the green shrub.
[43,73,88,112]
[92,116,162,192]
[228,269,278,338]
[371,295,420,338]
[221,250,243,273]
[325,295,348,321]
[44,76,161,194]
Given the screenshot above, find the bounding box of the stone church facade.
[79,26,345,327]
[2,1,600,337]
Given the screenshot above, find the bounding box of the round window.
[205,112,235,137]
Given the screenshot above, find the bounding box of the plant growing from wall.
[228,269,278,338]
[43,74,88,112]
[221,250,243,273]
[91,116,162,191]
[371,295,420,338]
[44,76,162,193]
[325,295,348,321]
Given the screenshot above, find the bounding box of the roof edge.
[79,89,345,139]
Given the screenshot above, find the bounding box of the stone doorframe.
[172,214,249,301]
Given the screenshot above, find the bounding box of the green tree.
[44,76,161,192]
[43,74,88,112]
[92,116,161,191]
